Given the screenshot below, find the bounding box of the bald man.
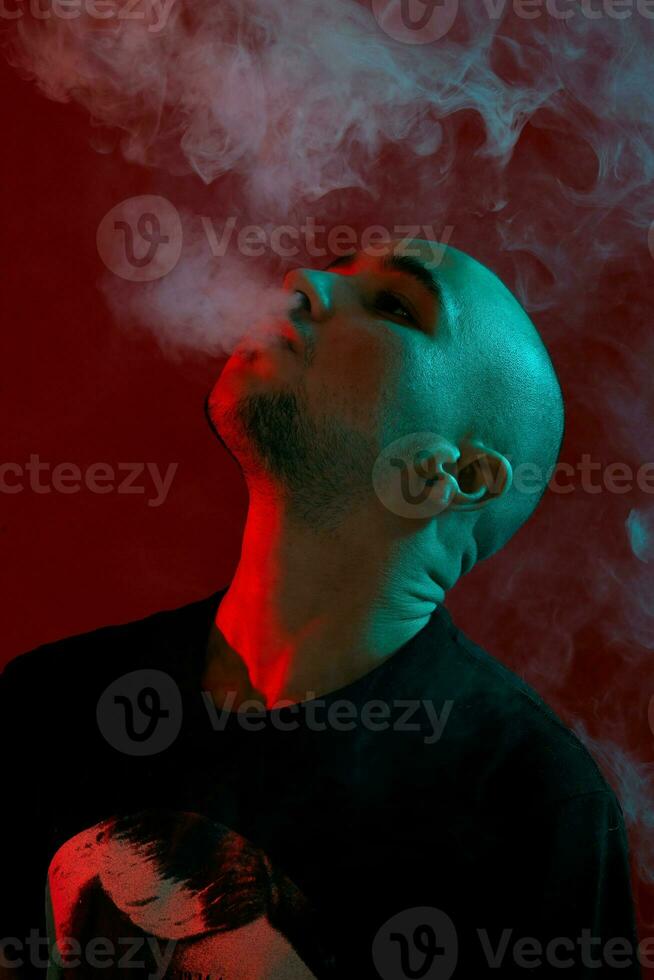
[205,240,565,706]
[1,241,640,979]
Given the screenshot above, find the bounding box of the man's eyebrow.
[323,251,443,304]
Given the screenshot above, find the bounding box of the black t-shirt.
[1,590,642,979]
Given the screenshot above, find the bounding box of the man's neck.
[203,491,445,708]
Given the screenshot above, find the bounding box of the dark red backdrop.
[3,52,653,954]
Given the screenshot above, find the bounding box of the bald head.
[409,240,565,559]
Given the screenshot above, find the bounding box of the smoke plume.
[6,0,654,912]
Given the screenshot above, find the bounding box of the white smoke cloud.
[7,0,654,347]
[6,0,654,894]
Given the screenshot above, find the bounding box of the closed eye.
[372,289,418,326]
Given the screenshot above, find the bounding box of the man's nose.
[283,268,335,322]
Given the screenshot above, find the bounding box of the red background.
[2,48,653,956]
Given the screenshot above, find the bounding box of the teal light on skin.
[205,239,565,709]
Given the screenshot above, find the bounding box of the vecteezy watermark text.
[372,0,654,47]
[373,434,654,522]
[0,0,175,32]
[97,195,457,282]
[203,691,454,745]
[96,668,455,754]
[372,907,654,978]
[1,931,176,979]
[201,216,455,260]
[0,455,178,507]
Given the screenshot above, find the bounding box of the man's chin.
[206,384,379,529]
[205,382,306,480]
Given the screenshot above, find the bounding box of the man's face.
[208,240,462,520]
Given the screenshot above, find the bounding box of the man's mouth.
[233,314,310,362]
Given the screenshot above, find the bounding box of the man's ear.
[372,433,511,521]
[442,443,513,511]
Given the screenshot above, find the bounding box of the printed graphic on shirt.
[45,809,333,979]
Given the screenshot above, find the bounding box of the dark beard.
[221,389,377,530]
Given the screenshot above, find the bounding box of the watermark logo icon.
[372,906,458,979]
[372,0,459,43]
[97,195,183,281]
[373,432,457,519]
[97,669,183,755]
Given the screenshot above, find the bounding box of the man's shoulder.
[1,590,222,697]
[430,606,614,806]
